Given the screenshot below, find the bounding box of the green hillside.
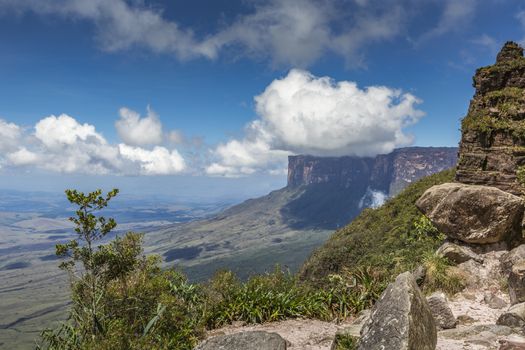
[300,169,456,284]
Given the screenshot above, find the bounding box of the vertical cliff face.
[287,155,375,190]
[456,41,525,195]
[287,147,458,197]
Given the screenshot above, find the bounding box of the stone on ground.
[195,331,287,350]
[358,272,436,350]
[497,302,525,328]
[416,182,524,244]
[509,262,525,305]
[501,245,525,276]
[427,292,456,329]
[436,241,483,264]
[484,292,508,309]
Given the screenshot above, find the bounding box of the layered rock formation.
[288,147,457,196]
[456,41,525,195]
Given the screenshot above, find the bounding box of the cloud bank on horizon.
[0,70,423,177]
[0,111,186,176]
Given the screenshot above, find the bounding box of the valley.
[0,146,457,349]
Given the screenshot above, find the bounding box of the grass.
[421,252,466,295]
[300,169,455,285]
[332,333,358,350]
[39,169,460,349]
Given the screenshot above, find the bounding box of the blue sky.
[0,0,524,199]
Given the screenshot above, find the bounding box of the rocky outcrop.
[436,241,483,264]
[287,147,457,196]
[195,331,287,350]
[427,292,456,329]
[358,272,437,350]
[509,262,525,305]
[456,41,525,195]
[416,182,524,244]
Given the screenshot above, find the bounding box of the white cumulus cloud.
[115,107,163,146]
[35,114,105,149]
[0,110,186,176]
[119,144,186,175]
[0,118,21,152]
[207,69,424,176]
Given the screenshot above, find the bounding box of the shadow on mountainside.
[280,183,367,230]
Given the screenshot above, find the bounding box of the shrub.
[421,252,466,295]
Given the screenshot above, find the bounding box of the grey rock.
[484,292,508,309]
[497,302,525,328]
[416,182,524,244]
[456,314,476,325]
[499,339,525,350]
[509,262,525,305]
[194,331,287,350]
[436,241,483,264]
[427,292,456,329]
[439,324,513,340]
[358,272,437,350]
[501,245,525,276]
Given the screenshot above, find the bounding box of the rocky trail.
[437,249,525,349]
[199,248,525,350]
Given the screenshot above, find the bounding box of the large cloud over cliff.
[206,69,424,177]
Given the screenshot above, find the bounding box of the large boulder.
[195,331,287,350]
[416,183,524,244]
[358,272,436,350]
[427,292,456,329]
[509,262,525,305]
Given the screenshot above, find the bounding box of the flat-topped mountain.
[148,147,457,280]
[288,147,457,195]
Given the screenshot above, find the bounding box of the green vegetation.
[300,169,454,287]
[332,333,358,350]
[37,190,384,350]
[460,84,525,138]
[421,252,466,295]
[40,170,459,349]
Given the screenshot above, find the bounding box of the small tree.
[56,189,119,337]
[40,188,207,349]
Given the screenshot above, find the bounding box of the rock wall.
[287,147,458,196]
[456,41,525,195]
